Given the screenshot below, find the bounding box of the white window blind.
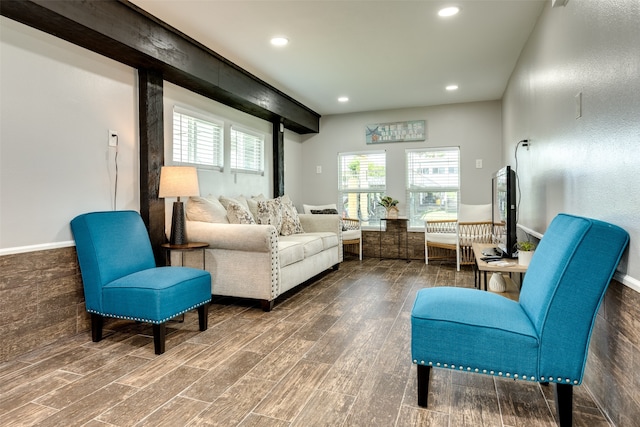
[338,151,386,228]
[172,107,223,169]
[231,126,264,175]
[406,147,460,228]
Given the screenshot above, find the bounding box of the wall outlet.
[108,130,118,147]
[316,165,322,174]
[475,159,483,169]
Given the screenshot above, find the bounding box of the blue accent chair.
[411,214,629,426]
[71,211,212,354]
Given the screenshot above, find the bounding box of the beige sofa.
[182,195,342,311]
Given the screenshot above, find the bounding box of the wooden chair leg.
[417,364,431,407]
[153,323,166,355]
[91,313,103,342]
[198,303,209,331]
[554,383,573,427]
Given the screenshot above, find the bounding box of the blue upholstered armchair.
[411,214,629,426]
[71,211,212,354]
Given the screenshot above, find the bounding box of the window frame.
[406,147,461,231]
[172,106,224,170]
[338,150,387,230]
[230,125,265,175]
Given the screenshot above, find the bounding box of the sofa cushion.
[343,229,361,241]
[278,240,305,268]
[425,232,457,245]
[304,231,339,250]
[280,234,324,258]
[186,196,229,224]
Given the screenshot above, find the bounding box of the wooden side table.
[160,242,209,323]
[161,242,209,268]
[380,217,410,262]
[472,242,527,291]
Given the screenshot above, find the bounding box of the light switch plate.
[575,92,582,119]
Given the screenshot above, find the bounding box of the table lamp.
[158,166,200,245]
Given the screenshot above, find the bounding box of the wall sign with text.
[365,120,426,144]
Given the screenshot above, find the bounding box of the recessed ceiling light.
[438,6,460,17]
[270,37,289,46]
[338,96,349,103]
[446,85,459,91]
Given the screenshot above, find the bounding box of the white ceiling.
[129,0,546,116]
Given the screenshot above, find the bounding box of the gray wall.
[502,0,640,284]
[299,101,503,219]
[503,2,640,424]
[0,17,139,251]
[0,17,301,253]
[0,17,304,363]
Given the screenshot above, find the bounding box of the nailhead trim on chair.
[88,297,211,324]
[412,360,580,385]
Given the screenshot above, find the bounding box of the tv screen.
[492,166,517,258]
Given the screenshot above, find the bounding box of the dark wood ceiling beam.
[0,0,320,134]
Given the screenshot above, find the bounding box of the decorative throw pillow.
[310,208,339,215]
[226,201,255,224]
[303,203,337,214]
[280,196,304,236]
[256,198,283,232]
[186,195,229,223]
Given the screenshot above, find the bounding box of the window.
[230,126,264,175]
[172,107,223,169]
[406,147,460,229]
[338,151,386,228]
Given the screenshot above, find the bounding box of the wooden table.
[161,242,209,268]
[380,217,410,262]
[472,242,528,291]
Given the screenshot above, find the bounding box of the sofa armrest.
[298,214,341,235]
[186,221,278,252]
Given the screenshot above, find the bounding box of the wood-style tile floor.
[0,257,612,426]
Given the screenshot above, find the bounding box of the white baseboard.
[614,271,640,293]
[0,241,75,256]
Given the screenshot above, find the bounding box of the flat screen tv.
[491,166,517,258]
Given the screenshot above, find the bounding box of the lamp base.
[169,201,187,245]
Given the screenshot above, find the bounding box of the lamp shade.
[159,166,200,198]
